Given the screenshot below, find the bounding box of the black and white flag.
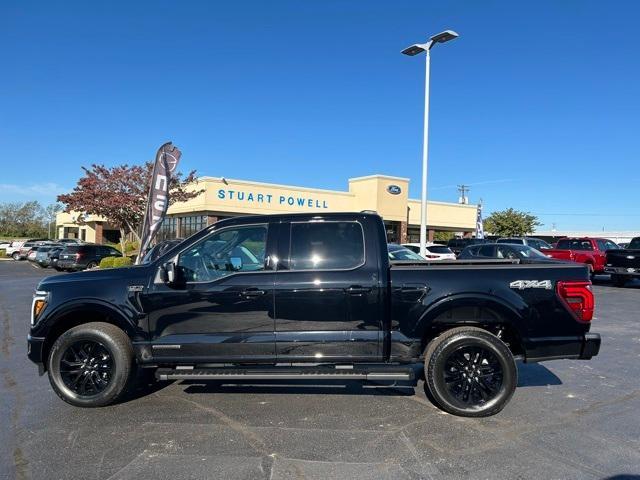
[475,204,485,239]
[138,142,181,263]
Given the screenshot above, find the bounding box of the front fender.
[33,298,146,341]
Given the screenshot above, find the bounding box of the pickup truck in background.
[605,237,640,287]
[544,237,620,277]
[28,212,600,417]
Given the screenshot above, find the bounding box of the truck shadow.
[180,378,418,396]
[516,362,562,387]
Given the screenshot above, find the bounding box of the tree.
[484,208,541,237]
[0,201,48,238]
[45,203,62,239]
[58,163,203,255]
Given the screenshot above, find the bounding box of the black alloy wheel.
[442,345,503,406]
[47,322,135,407]
[59,340,113,396]
[424,327,517,417]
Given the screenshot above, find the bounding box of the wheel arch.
[415,294,525,357]
[40,300,139,370]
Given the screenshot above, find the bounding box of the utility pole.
[457,184,470,205]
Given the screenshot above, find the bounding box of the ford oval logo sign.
[387,185,402,195]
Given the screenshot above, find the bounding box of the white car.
[5,241,24,259]
[402,242,457,261]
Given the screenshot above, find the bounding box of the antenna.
[457,184,470,204]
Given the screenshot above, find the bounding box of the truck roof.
[213,211,382,227]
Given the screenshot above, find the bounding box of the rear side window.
[557,239,593,251]
[478,245,496,257]
[426,245,453,254]
[629,238,640,249]
[290,221,364,270]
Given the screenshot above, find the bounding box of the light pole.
[402,30,459,257]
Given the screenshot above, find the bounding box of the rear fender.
[413,293,526,339]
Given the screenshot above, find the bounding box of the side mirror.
[229,256,243,271]
[162,261,179,286]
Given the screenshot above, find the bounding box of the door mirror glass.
[162,261,179,286]
[229,256,243,271]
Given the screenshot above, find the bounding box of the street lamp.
[402,29,459,257]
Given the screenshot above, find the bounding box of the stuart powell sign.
[138,142,181,263]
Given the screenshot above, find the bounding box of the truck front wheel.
[47,322,135,407]
[423,327,517,417]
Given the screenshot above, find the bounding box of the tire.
[86,261,97,269]
[12,252,20,260]
[424,327,517,417]
[611,274,627,288]
[47,322,135,407]
[54,267,63,272]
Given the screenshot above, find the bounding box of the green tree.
[484,208,541,237]
[0,201,48,238]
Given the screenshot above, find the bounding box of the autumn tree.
[484,208,541,237]
[58,163,203,254]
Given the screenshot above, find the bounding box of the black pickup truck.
[28,212,600,417]
[605,237,640,287]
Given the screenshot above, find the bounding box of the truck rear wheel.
[47,322,135,407]
[423,327,517,417]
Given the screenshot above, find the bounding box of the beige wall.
[57,174,478,235]
[167,175,476,231]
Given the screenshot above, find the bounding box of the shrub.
[112,256,133,268]
[99,256,115,269]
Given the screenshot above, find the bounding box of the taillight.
[75,253,83,259]
[556,281,594,322]
[424,254,439,259]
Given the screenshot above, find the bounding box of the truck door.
[143,223,276,362]
[273,218,383,361]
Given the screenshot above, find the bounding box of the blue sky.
[1,1,638,230]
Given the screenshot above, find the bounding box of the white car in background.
[5,241,25,260]
[402,242,457,261]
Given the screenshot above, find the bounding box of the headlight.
[31,290,49,326]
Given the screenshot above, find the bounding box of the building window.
[158,217,178,241]
[180,215,208,238]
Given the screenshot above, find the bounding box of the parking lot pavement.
[1,261,639,480]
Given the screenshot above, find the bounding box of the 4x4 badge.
[509,280,552,290]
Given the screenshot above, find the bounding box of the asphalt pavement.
[1,259,639,480]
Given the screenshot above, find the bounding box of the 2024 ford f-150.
[605,237,640,287]
[27,212,600,417]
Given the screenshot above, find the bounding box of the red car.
[544,237,620,276]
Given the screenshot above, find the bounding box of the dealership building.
[56,174,478,244]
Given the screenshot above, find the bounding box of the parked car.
[18,240,52,260]
[49,247,66,271]
[29,212,600,417]
[6,241,25,260]
[0,241,11,250]
[387,243,426,261]
[403,242,456,260]
[496,237,553,251]
[34,245,64,268]
[459,243,558,263]
[605,237,640,287]
[544,237,619,276]
[27,247,40,262]
[447,238,489,256]
[55,244,122,271]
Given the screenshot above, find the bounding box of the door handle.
[242,288,266,297]
[346,286,372,295]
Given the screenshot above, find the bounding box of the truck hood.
[38,265,152,289]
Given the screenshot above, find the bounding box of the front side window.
[289,221,364,270]
[178,225,267,282]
